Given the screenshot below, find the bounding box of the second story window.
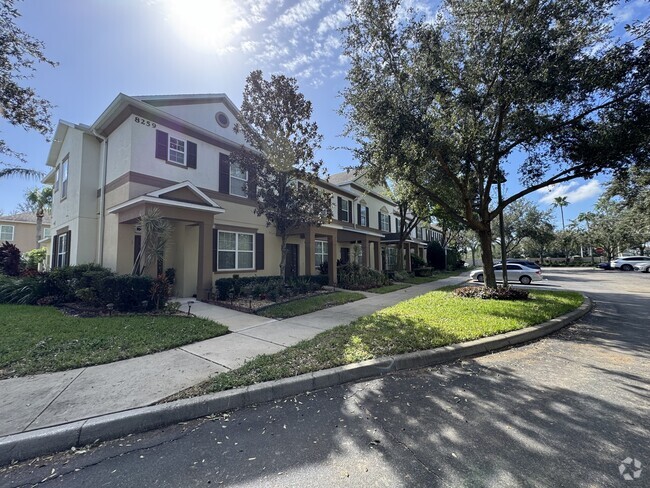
[379,213,390,232]
[61,158,69,199]
[340,199,350,221]
[230,163,248,198]
[168,137,186,165]
[359,205,368,226]
[0,225,14,241]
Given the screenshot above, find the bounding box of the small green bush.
[453,286,529,300]
[215,275,328,301]
[427,241,446,270]
[337,263,389,290]
[95,275,155,311]
[410,253,427,270]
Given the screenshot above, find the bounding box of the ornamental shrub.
[0,241,21,276]
[337,263,389,290]
[453,286,529,300]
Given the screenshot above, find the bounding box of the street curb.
[0,295,592,467]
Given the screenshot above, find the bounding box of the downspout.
[93,130,108,266]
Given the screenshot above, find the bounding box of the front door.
[285,244,299,278]
[340,247,350,265]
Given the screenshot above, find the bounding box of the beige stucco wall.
[0,221,50,253]
[155,101,248,146]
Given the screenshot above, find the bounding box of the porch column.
[361,235,370,267]
[326,234,336,286]
[374,241,382,270]
[406,243,412,272]
[197,219,213,300]
[305,227,315,276]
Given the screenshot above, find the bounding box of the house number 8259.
[134,116,156,128]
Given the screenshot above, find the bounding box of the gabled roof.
[134,93,241,118]
[147,181,221,208]
[45,120,92,168]
[0,212,51,224]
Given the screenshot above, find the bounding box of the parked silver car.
[470,264,543,285]
[633,261,650,273]
[610,256,650,271]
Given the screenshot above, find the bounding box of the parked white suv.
[610,256,650,271]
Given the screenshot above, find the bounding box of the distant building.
[0,212,52,260]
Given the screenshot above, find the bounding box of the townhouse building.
[0,212,51,255]
[44,93,441,299]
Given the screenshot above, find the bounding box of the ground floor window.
[217,231,254,270]
[315,240,328,268]
[56,233,68,268]
[386,247,397,270]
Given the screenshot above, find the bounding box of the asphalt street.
[1,269,648,487]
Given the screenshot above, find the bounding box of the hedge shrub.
[453,286,529,300]
[337,263,389,291]
[215,275,329,301]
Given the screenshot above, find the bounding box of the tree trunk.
[279,234,288,283]
[477,227,497,288]
[35,209,43,249]
[397,240,404,271]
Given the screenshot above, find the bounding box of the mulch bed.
[211,290,333,314]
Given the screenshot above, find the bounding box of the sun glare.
[162,0,244,53]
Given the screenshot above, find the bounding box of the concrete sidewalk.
[0,274,469,439]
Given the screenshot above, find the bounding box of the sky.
[0,0,648,228]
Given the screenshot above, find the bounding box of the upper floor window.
[155,130,198,168]
[0,225,15,241]
[54,167,59,192]
[168,137,186,165]
[359,206,368,226]
[230,163,248,198]
[43,228,51,238]
[379,213,390,232]
[340,199,350,222]
[61,158,69,199]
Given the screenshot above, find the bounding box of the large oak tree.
[342,0,650,287]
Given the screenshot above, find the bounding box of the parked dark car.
[597,262,613,270]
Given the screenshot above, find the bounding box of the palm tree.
[0,165,44,179]
[553,196,569,231]
[24,187,53,248]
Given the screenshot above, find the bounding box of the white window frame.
[230,163,248,198]
[340,200,350,222]
[54,167,60,192]
[43,228,51,238]
[61,158,69,199]
[386,247,397,270]
[0,225,15,241]
[57,233,68,268]
[379,213,390,232]
[315,240,328,268]
[168,136,186,165]
[217,230,254,271]
[359,206,368,226]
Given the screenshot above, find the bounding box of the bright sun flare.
[162,0,244,53]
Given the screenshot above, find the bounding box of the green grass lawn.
[0,305,229,379]
[367,283,412,294]
[401,270,464,284]
[258,291,365,319]
[176,289,583,398]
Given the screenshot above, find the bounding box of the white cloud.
[537,180,602,205]
[273,0,324,28]
[317,7,348,34]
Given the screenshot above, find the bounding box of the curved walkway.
[0,274,469,439]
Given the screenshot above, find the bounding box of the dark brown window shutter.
[365,207,369,227]
[219,154,230,194]
[337,196,343,221]
[388,218,391,233]
[212,228,218,272]
[64,231,71,266]
[348,201,353,222]
[187,141,197,168]
[51,234,58,268]
[155,130,168,160]
[248,167,257,200]
[357,204,361,225]
[378,211,382,230]
[255,233,265,270]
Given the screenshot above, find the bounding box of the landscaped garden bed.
[0,304,229,379]
[257,291,365,319]
[168,288,583,399]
